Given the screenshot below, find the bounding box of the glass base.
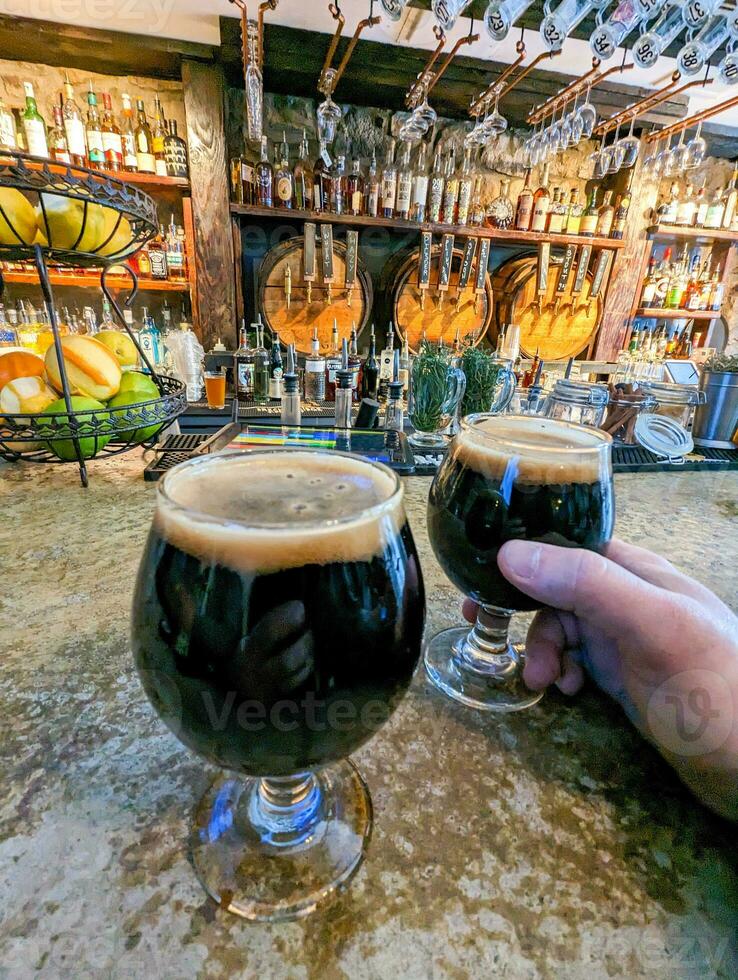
[424,625,543,712]
[190,761,372,922]
[408,430,448,449]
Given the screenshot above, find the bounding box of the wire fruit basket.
[0,152,188,487]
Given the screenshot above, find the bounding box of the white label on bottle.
[397,173,412,213]
[0,113,15,149]
[137,151,156,173]
[351,190,363,213]
[277,176,292,202]
[367,186,379,216]
[24,119,47,157]
[382,175,397,210]
[413,175,429,206]
[121,133,136,167]
[457,181,472,225]
[102,132,123,155]
[155,159,168,177]
[531,201,549,232]
[238,362,254,392]
[87,129,103,153]
[326,356,340,383]
[64,117,86,157]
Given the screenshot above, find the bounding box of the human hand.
[464,538,738,820]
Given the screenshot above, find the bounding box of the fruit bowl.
[0,374,187,463]
[0,151,158,267]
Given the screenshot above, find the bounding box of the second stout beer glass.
[425,415,614,712]
[131,449,425,920]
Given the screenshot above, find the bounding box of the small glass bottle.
[324,319,341,402]
[304,327,326,401]
[396,141,413,220]
[428,144,445,224]
[293,130,313,210]
[361,327,380,400]
[441,148,459,224]
[255,135,274,208]
[579,187,599,237]
[22,82,48,159]
[564,188,582,234]
[381,139,398,219]
[469,176,486,227]
[515,169,534,231]
[269,331,283,399]
[0,96,17,151]
[164,119,189,178]
[234,319,255,400]
[596,190,615,237]
[456,148,474,226]
[274,132,294,209]
[411,142,429,222]
[101,93,123,171]
[348,326,362,402]
[148,226,169,280]
[253,321,271,404]
[347,153,364,216]
[330,154,346,215]
[365,150,380,218]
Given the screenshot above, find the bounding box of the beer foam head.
[455,415,611,485]
[154,450,404,574]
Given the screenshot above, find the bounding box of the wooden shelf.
[647,224,737,244]
[231,204,626,251]
[94,169,190,191]
[636,307,721,320]
[0,270,190,291]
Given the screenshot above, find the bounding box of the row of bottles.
[233,318,410,405]
[656,168,738,231]
[0,78,188,178]
[625,321,698,360]
[640,246,724,312]
[231,137,629,238]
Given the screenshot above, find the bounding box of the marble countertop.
[1,453,737,979]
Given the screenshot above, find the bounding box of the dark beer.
[427,415,614,612]
[132,451,425,777]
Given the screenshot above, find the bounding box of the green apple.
[107,387,163,444]
[116,371,160,399]
[42,396,110,461]
[96,329,139,368]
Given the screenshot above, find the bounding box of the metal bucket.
[692,371,738,448]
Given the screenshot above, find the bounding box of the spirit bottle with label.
[293,131,313,210]
[134,99,155,174]
[347,153,365,216]
[85,84,105,169]
[275,133,294,209]
[396,141,413,220]
[381,139,398,218]
[428,144,445,224]
[101,93,122,171]
[120,94,138,172]
[530,164,551,233]
[411,142,429,222]
[255,135,274,208]
[22,82,48,159]
[515,169,534,231]
[61,75,86,166]
[234,320,255,400]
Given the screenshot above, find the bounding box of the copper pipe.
[406,26,447,108]
[333,15,381,88]
[645,90,738,142]
[257,1,278,68]
[425,31,479,99]
[594,73,713,136]
[528,57,600,124]
[322,3,346,85]
[497,49,561,102]
[470,41,526,115]
[528,60,634,125]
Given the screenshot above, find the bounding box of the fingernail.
[500,540,541,581]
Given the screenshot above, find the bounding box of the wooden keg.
[257,235,373,354]
[392,245,493,353]
[492,252,601,360]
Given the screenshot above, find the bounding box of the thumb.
[497,540,676,645]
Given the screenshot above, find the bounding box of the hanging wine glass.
[685,120,707,169]
[559,98,573,150]
[591,132,610,178]
[642,127,662,174]
[671,127,690,172]
[607,121,625,173]
[618,115,640,169]
[576,84,597,139]
[412,82,438,133]
[656,132,678,177]
[317,93,342,144]
[481,91,508,142]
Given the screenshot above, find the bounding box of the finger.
[462,598,478,624]
[604,538,728,614]
[523,609,567,692]
[556,651,585,696]
[497,540,676,646]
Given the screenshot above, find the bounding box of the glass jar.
[542,379,609,428]
[638,381,705,430]
[602,392,657,445]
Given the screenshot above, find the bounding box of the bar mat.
[143,433,210,482]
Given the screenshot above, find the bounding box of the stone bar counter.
[1,455,737,978]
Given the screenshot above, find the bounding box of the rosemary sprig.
[409,345,451,433]
[461,347,503,416]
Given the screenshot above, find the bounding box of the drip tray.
[143,433,210,481]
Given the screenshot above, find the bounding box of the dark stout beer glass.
[426,415,614,712]
[131,450,424,920]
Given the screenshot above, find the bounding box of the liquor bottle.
[640,257,658,306]
[160,298,173,334]
[379,322,395,392]
[704,187,725,229]
[361,327,380,400]
[676,184,696,227]
[293,130,313,210]
[428,144,445,224]
[139,308,163,367]
[677,323,693,357]
[381,139,398,219]
[441,148,459,224]
[656,325,668,358]
[255,135,274,208]
[545,188,559,232]
[151,96,168,177]
[665,328,678,356]
[0,304,19,347]
[12,109,26,152]
[698,257,712,310]
[548,189,566,234]
[399,332,410,394]
[530,164,551,233]
[487,178,514,229]
[304,327,326,401]
[100,94,122,171]
[611,192,629,240]
[348,326,362,401]
[60,76,86,166]
[275,133,294,209]
[721,166,738,229]
[324,319,341,401]
[653,248,672,308]
[685,265,702,311]
[166,215,186,281]
[234,321,255,400]
[269,332,283,399]
[596,190,615,237]
[658,181,679,224]
[22,82,48,158]
[411,142,429,222]
[134,99,155,174]
[469,176,485,227]
[48,105,71,164]
[347,153,364,217]
[148,225,169,280]
[313,139,329,212]
[579,187,599,237]
[515,169,534,231]
[330,153,345,215]
[84,84,104,169]
[665,253,686,309]
[120,94,138,172]
[564,188,582,234]
[396,141,413,220]
[456,147,474,227]
[365,151,380,218]
[253,322,270,405]
[135,246,152,278]
[0,97,16,150]
[709,270,724,311]
[694,184,708,227]
[163,120,188,178]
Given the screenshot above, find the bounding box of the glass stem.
[454,604,517,679]
[247,773,323,848]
